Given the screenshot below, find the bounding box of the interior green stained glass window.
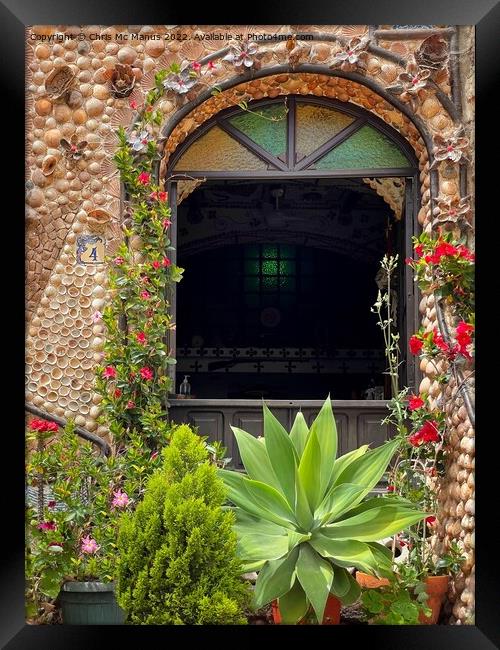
[228,103,288,158]
[174,125,269,172]
[295,103,356,158]
[243,244,297,304]
[314,124,411,170]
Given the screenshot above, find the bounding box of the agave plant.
[218,397,427,624]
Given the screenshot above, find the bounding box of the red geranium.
[162,219,172,229]
[103,366,117,379]
[29,419,59,433]
[140,290,151,300]
[415,243,424,257]
[138,172,150,185]
[162,257,171,268]
[126,400,136,409]
[136,332,147,345]
[408,395,425,411]
[409,335,424,355]
[433,328,449,353]
[37,521,57,532]
[140,366,154,381]
[114,388,122,398]
[420,420,441,443]
[151,260,161,269]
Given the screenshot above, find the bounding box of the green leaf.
[332,439,399,498]
[316,483,367,524]
[39,569,63,599]
[322,505,427,542]
[296,544,334,624]
[263,403,298,507]
[294,466,313,530]
[289,411,309,459]
[218,469,297,529]
[287,530,311,552]
[237,532,289,565]
[298,427,321,511]
[310,535,385,574]
[309,396,337,500]
[278,579,309,624]
[253,548,299,609]
[329,565,351,598]
[231,426,281,492]
[330,445,369,485]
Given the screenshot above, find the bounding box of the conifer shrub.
[116,424,250,624]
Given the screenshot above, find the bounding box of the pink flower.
[140,290,151,300]
[191,61,202,72]
[114,257,125,266]
[207,60,217,70]
[162,219,172,229]
[138,172,150,185]
[150,191,168,202]
[81,535,100,554]
[129,99,138,110]
[126,400,135,409]
[37,521,56,532]
[112,489,130,508]
[140,366,154,381]
[136,332,147,345]
[92,311,102,323]
[162,257,171,268]
[151,260,161,269]
[425,516,437,526]
[103,365,117,379]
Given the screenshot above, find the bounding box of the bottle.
[179,375,191,398]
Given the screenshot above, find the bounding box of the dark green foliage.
[116,425,250,624]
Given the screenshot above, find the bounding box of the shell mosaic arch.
[25,25,474,624]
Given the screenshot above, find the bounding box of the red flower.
[191,61,202,72]
[136,332,147,345]
[129,99,138,110]
[114,388,122,398]
[408,432,423,447]
[405,257,413,265]
[425,516,437,526]
[151,451,159,461]
[419,420,441,443]
[47,500,56,509]
[140,290,151,300]
[409,335,423,355]
[433,328,449,353]
[37,521,57,532]
[114,256,125,265]
[103,365,117,379]
[151,260,161,269]
[126,400,135,409]
[387,485,395,492]
[408,395,425,411]
[29,419,59,433]
[150,191,168,202]
[434,242,458,260]
[457,245,475,261]
[162,219,172,229]
[140,366,154,381]
[138,172,151,186]
[207,60,217,70]
[415,244,424,257]
[162,257,171,268]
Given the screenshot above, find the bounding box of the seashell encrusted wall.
[25,24,475,623]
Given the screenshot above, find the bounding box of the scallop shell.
[81,358,94,370]
[60,387,70,397]
[42,154,58,176]
[87,208,112,227]
[38,385,48,397]
[75,368,85,379]
[39,374,50,386]
[68,400,79,412]
[110,106,135,130]
[68,286,80,297]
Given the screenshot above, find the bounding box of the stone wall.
[24,24,474,622]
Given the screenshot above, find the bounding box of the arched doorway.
[165,95,420,461]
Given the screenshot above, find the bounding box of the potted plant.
[218,397,427,625]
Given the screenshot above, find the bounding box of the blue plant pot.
[60,581,126,625]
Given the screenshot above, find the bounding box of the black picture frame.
[3,1,498,647]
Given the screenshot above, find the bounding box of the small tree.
[115,424,250,624]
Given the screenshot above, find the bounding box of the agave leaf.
[278,579,309,624]
[294,466,313,530]
[218,469,298,529]
[316,483,367,525]
[234,508,287,536]
[329,565,351,598]
[237,532,289,564]
[322,505,427,542]
[287,530,311,552]
[366,542,394,578]
[298,426,322,511]
[296,544,334,623]
[263,402,298,507]
[289,411,309,458]
[330,445,369,486]
[332,439,400,498]
[336,570,361,605]
[231,426,282,492]
[334,495,415,521]
[310,535,385,574]
[309,396,337,501]
[253,547,299,609]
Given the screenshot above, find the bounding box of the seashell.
[51,366,63,380]
[65,366,75,377]
[32,362,42,372]
[49,379,61,390]
[38,328,49,340]
[67,298,78,309]
[78,339,90,349]
[73,276,85,288]
[46,390,58,402]
[179,39,204,61]
[39,374,50,386]
[420,96,441,120]
[45,65,75,99]
[48,333,59,344]
[86,208,112,227]
[75,368,85,379]
[69,357,80,368]
[80,296,91,308]
[74,264,86,277]
[70,376,81,389]
[38,385,48,397]
[68,286,79,298]
[60,386,70,397]
[81,358,93,370]
[81,284,93,297]
[59,396,69,407]
[68,400,79,412]
[47,353,56,364]
[42,154,58,176]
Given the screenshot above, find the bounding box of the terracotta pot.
[355,571,390,589]
[418,575,449,624]
[272,593,341,625]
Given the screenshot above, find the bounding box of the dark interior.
[176,178,402,399]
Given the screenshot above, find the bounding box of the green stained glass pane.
[296,103,355,158]
[280,245,295,259]
[245,260,260,274]
[279,260,295,275]
[245,244,259,258]
[279,276,295,290]
[228,103,288,157]
[262,260,279,275]
[315,125,411,170]
[262,245,278,259]
[262,276,278,291]
[245,276,260,291]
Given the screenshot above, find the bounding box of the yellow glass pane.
[174,125,269,172]
[296,103,355,159]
